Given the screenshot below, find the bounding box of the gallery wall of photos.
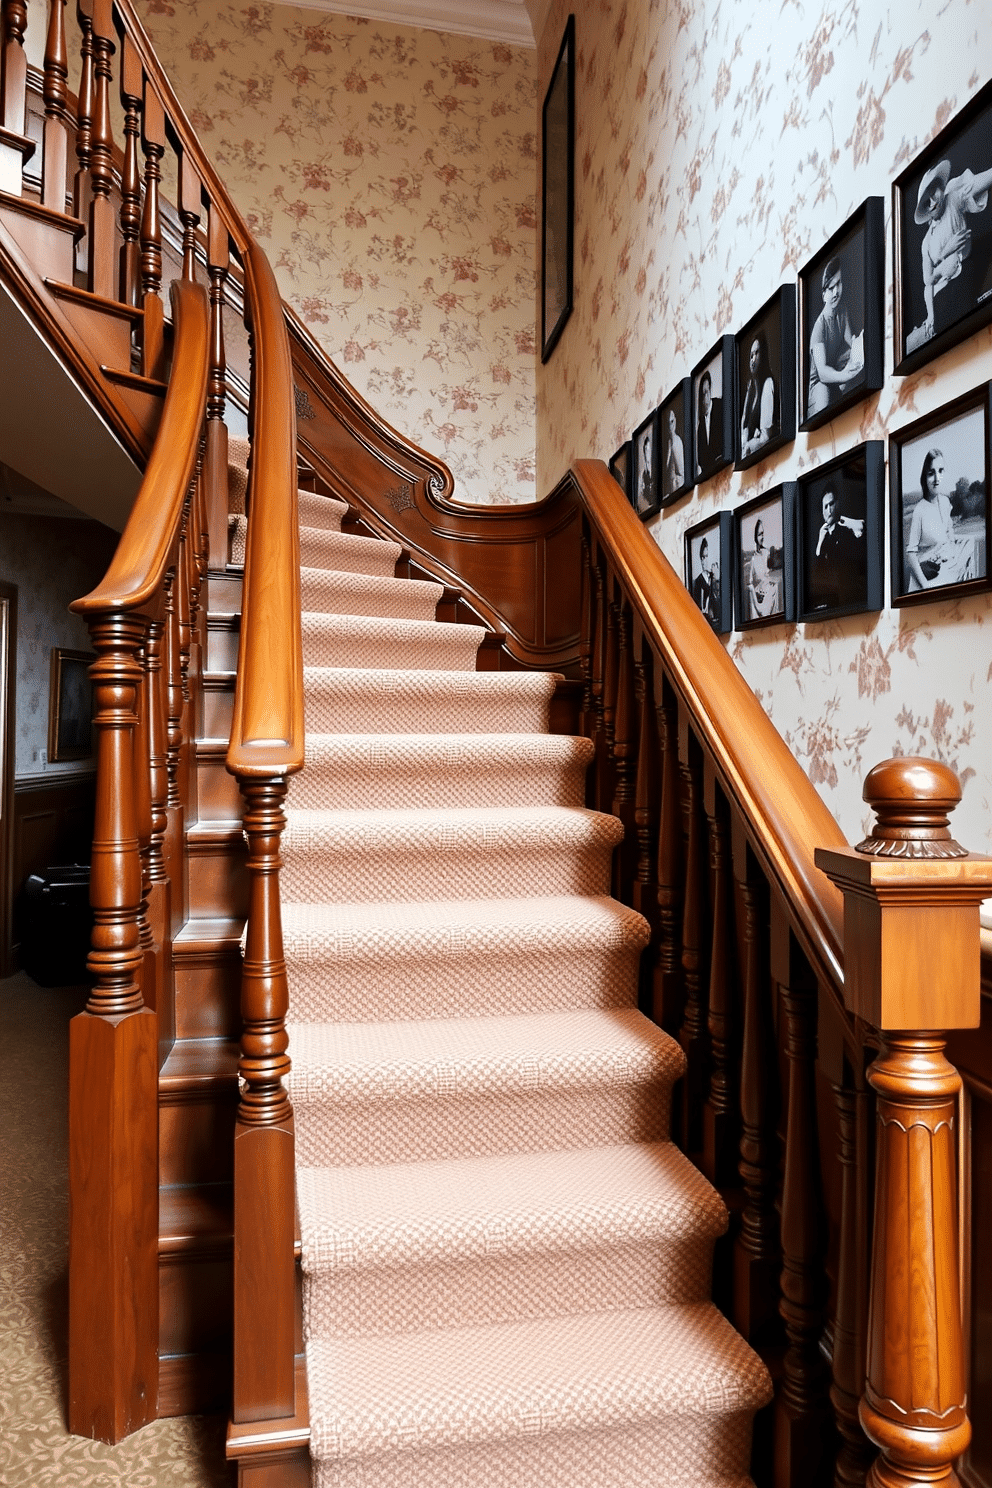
[611,129,992,635]
[537,0,992,854]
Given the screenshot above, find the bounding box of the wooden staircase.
[3,5,992,1488]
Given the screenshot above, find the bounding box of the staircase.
[232,445,772,1485]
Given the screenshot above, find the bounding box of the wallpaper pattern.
[134,0,538,505]
[537,0,992,851]
[1,516,118,776]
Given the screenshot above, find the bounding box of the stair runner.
[229,447,772,1487]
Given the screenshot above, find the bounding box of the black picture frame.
[631,408,660,520]
[609,441,631,498]
[799,197,884,431]
[734,484,796,629]
[691,337,735,483]
[893,78,992,376]
[735,286,796,470]
[684,511,733,635]
[659,378,694,505]
[888,383,991,607]
[796,443,885,622]
[540,15,575,364]
[48,648,94,762]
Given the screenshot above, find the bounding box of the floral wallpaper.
[537,0,992,853]
[133,0,538,505]
[1,515,118,776]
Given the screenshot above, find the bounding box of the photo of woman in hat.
[915,155,992,343]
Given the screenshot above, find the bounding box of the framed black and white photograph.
[735,286,796,469]
[894,78,992,376]
[799,198,884,431]
[692,337,735,483]
[609,441,631,498]
[48,648,94,763]
[659,379,694,505]
[734,485,796,629]
[631,409,660,520]
[540,14,575,363]
[797,443,885,621]
[684,511,733,634]
[889,385,991,607]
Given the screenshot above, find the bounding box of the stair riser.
[187,839,248,919]
[287,762,589,812]
[301,631,479,672]
[301,577,440,620]
[206,621,240,674]
[281,842,616,904]
[174,951,243,1040]
[285,945,642,1023]
[160,1253,233,1358]
[298,496,346,532]
[203,681,234,739]
[312,1410,756,1488]
[304,1236,717,1339]
[300,530,400,577]
[159,1093,237,1186]
[304,692,551,735]
[197,750,243,821]
[291,1084,671,1168]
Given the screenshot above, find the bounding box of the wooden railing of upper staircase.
[5,4,992,1487]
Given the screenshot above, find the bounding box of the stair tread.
[306,1301,772,1460]
[300,565,443,620]
[281,892,648,959]
[298,1140,726,1277]
[301,611,485,671]
[299,525,402,575]
[173,916,244,951]
[283,802,623,847]
[159,1037,240,1088]
[159,1183,233,1253]
[286,1006,684,1105]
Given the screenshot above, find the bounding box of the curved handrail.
[570,458,846,997]
[71,278,208,616]
[226,242,303,778]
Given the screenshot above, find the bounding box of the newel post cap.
[814,757,992,1030]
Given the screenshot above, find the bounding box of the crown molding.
[289,0,535,48]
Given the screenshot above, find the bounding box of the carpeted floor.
[0,970,233,1487]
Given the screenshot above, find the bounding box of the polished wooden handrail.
[226,241,303,778]
[71,277,208,614]
[568,457,845,997]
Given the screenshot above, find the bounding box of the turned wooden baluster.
[117,32,142,304]
[599,580,620,817]
[132,622,157,1018]
[85,0,115,298]
[66,609,158,1440]
[203,200,231,569]
[589,553,609,808]
[0,0,32,193]
[702,771,739,1187]
[774,916,832,1485]
[178,150,201,281]
[234,777,296,1420]
[652,668,684,1034]
[73,0,93,223]
[611,603,638,901]
[631,641,659,1011]
[578,531,594,745]
[41,0,70,212]
[830,1070,876,1487]
[733,833,781,1346]
[143,608,173,1050]
[677,718,709,1155]
[140,79,165,378]
[817,759,992,1488]
[161,561,186,932]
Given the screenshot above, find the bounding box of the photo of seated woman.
[805,252,865,419]
[896,405,988,600]
[738,499,785,624]
[739,330,780,461]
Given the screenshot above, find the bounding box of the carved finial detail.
[855,756,967,859]
[294,383,315,421]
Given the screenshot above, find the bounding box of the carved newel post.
[816,758,992,1488]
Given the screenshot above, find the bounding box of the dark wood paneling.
[10,770,96,964]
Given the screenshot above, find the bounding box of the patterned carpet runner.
[229,449,772,1487]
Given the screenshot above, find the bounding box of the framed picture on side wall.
[631,409,660,520]
[799,198,884,431]
[684,511,733,634]
[735,286,796,470]
[734,484,796,629]
[540,14,575,363]
[796,443,885,622]
[889,384,991,607]
[659,379,694,505]
[894,77,992,376]
[691,337,735,484]
[609,441,632,498]
[48,649,95,763]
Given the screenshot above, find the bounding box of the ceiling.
[290,0,552,48]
